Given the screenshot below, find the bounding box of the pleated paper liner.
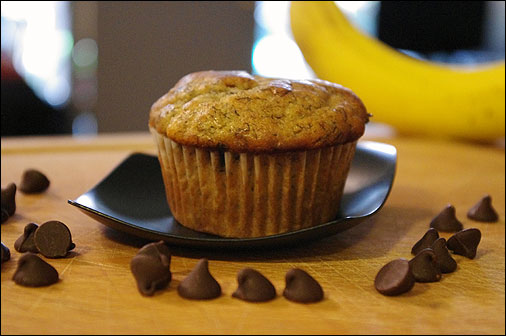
[151,128,357,238]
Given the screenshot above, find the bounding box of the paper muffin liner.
[150,128,357,238]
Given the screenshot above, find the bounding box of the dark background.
[95,1,255,133]
[1,1,503,136]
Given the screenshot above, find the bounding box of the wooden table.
[1,132,504,335]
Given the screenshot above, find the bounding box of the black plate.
[68,141,396,249]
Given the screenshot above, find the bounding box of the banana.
[290,1,505,141]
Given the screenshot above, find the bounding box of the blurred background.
[1,1,504,137]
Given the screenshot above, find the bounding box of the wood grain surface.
[1,132,504,335]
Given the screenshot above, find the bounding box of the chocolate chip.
[34,221,75,258]
[12,253,59,287]
[467,195,499,222]
[19,169,50,194]
[375,259,415,296]
[232,268,276,302]
[130,241,172,296]
[409,248,442,282]
[177,259,221,300]
[430,204,463,232]
[447,228,481,259]
[430,238,457,273]
[283,268,324,303]
[14,223,39,253]
[411,228,439,255]
[1,183,16,217]
[1,242,10,264]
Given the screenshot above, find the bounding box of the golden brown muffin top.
[149,71,369,153]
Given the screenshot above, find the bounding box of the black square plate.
[68,141,396,249]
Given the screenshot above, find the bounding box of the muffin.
[149,70,369,238]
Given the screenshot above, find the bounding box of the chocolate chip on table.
[1,242,10,264]
[34,221,75,258]
[409,248,442,282]
[430,204,463,232]
[130,240,172,296]
[447,228,481,259]
[374,259,415,296]
[14,223,39,253]
[411,228,439,256]
[1,183,17,218]
[467,195,499,222]
[232,268,276,302]
[430,238,457,274]
[12,253,59,287]
[283,268,324,303]
[19,169,50,194]
[177,258,221,300]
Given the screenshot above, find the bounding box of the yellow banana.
[290,1,505,141]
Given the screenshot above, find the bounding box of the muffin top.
[149,71,369,153]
